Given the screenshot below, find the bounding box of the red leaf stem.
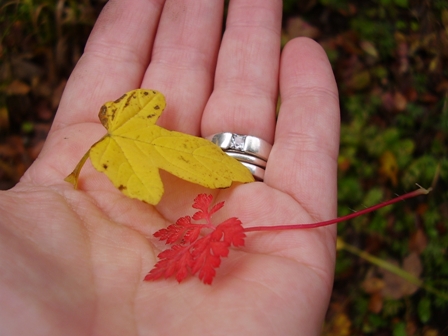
[243,185,431,233]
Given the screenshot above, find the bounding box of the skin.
[0,0,340,335]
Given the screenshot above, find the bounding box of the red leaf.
[154,216,204,245]
[212,218,246,247]
[145,194,245,284]
[192,194,225,222]
[144,245,193,283]
[197,253,221,285]
[192,194,213,214]
[209,201,225,216]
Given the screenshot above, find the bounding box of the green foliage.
[418,296,432,323]
[352,293,369,326]
[383,299,404,317]
[282,0,298,13]
[395,104,424,129]
[338,177,363,207]
[1,0,99,50]
[439,97,448,133]
[402,155,438,189]
[365,313,388,332]
[323,0,448,331]
[380,0,408,6]
[393,0,408,8]
[351,18,395,56]
[334,251,353,275]
[392,321,407,336]
[434,0,448,10]
[319,0,350,11]
[362,187,384,208]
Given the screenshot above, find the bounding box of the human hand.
[0,0,339,335]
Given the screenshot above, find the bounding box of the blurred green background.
[1,0,447,334]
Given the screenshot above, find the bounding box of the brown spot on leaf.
[154,105,160,110]
[178,155,189,163]
[103,164,108,170]
[98,105,109,127]
[114,93,127,104]
[123,92,133,109]
[118,185,126,190]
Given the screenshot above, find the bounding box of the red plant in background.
[145,186,430,285]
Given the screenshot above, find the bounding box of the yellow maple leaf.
[65,89,254,204]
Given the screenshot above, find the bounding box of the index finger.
[51,0,164,131]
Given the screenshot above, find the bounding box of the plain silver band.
[207,133,272,161]
[240,162,265,181]
[224,152,267,169]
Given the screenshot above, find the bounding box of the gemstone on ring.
[229,134,246,151]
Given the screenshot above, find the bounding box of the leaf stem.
[243,185,431,233]
[64,149,90,189]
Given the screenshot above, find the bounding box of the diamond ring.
[206,133,272,181]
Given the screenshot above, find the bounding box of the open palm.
[0,1,340,335]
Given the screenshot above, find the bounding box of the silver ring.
[207,132,272,161]
[207,133,272,161]
[240,162,265,181]
[224,152,267,169]
[206,133,272,181]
